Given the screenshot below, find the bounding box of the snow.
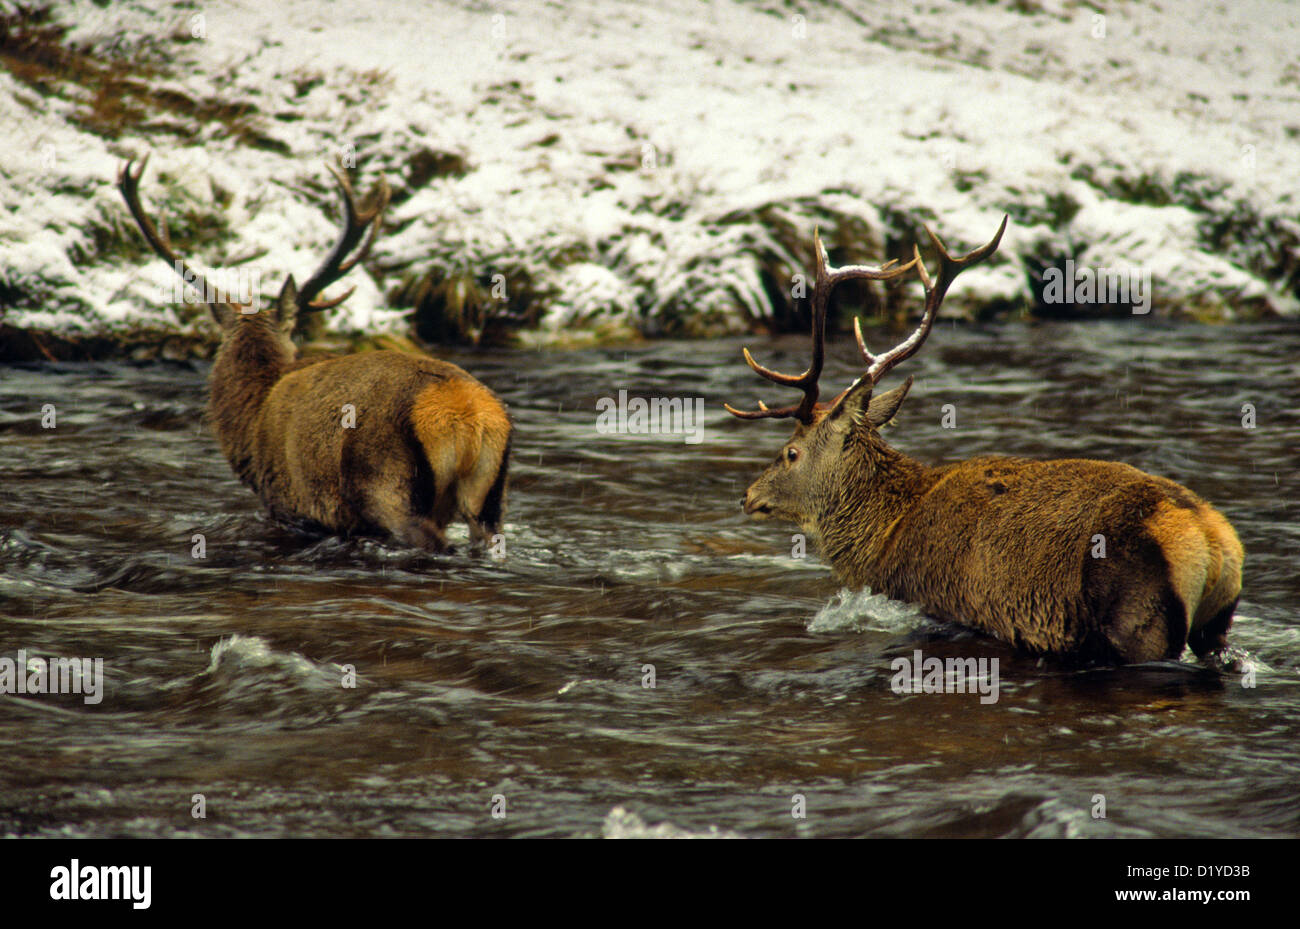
[1,0,1297,347]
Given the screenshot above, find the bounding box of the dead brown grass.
[0,3,285,151]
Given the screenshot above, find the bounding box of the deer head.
[728,217,1007,538]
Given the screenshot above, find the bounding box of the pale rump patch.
[411,378,510,522]
[1148,499,1243,633]
[1197,505,1245,629]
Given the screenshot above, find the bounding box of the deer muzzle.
[742,487,773,518]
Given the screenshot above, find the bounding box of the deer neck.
[208,324,293,453]
[816,436,934,581]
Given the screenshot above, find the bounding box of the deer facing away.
[728,218,1243,665]
[118,157,511,551]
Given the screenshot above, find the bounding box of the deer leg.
[364,493,450,552]
[456,433,510,548]
[355,458,452,553]
[1102,581,1188,664]
[1188,596,1237,659]
[456,489,494,549]
[395,517,450,552]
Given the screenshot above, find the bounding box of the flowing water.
[1,320,1297,838]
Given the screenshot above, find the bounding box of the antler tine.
[725,227,916,424]
[858,215,1008,384]
[819,249,918,293]
[722,340,822,420]
[918,213,1008,307]
[722,397,804,420]
[295,161,392,316]
[724,228,831,423]
[325,162,389,276]
[116,155,238,317]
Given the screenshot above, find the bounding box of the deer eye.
[786,447,799,463]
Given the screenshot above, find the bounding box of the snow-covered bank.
[1,0,1297,357]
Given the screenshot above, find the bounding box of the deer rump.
[843,456,1242,665]
[215,351,511,548]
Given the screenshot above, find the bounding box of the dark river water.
[1,320,1297,838]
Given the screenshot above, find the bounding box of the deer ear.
[826,377,873,431]
[276,276,298,332]
[827,375,913,432]
[867,375,913,427]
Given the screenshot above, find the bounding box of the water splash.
[602,807,744,839]
[807,587,927,635]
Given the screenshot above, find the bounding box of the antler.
[854,215,1007,386]
[117,155,243,319]
[295,162,391,316]
[725,229,917,424]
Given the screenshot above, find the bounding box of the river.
[1,319,1296,837]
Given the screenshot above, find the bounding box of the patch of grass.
[1198,204,1300,302]
[0,3,286,151]
[714,199,912,335]
[390,263,554,346]
[1069,164,1231,212]
[1068,161,1299,303]
[387,146,472,207]
[953,169,988,193]
[0,271,42,315]
[1001,190,1081,229]
[82,167,238,272]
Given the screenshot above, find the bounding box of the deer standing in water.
[118,156,511,551]
[728,217,1242,664]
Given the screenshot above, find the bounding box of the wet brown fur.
[210,306,511,551]
[119,157,511,551]
[743,381,1243,664]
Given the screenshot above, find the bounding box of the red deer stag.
[727,217,1243,665]
[118,156,511,551]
